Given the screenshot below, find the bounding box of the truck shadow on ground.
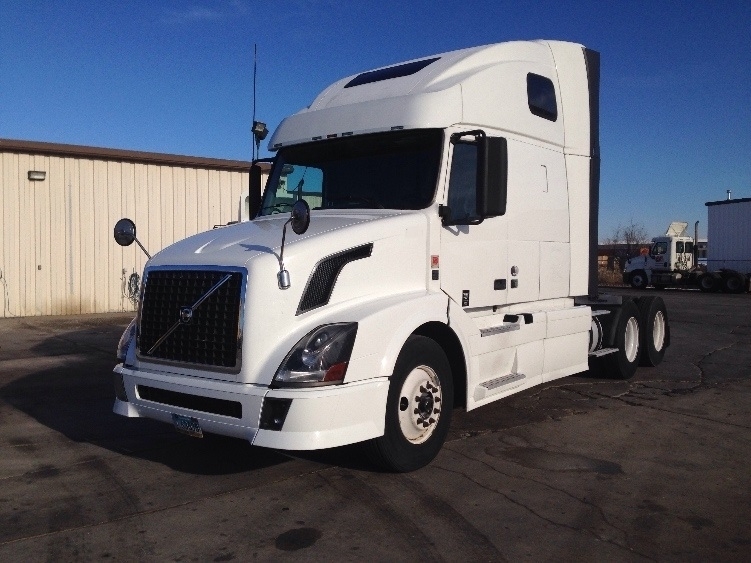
[0,328,293,475]
[0,327,382,475]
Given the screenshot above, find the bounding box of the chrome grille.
[138,268,244,370]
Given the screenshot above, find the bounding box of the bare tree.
[607,219,650,259]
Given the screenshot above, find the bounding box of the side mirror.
[477,136,507,218]
[114,218,137,247]
[113,218,151,259]
[248,163,263,219]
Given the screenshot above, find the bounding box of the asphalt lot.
[1,288,749,561]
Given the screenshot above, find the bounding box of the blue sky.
[2,0,749,240]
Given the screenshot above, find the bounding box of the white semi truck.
[112,40,669,471]
[624,221,750,293]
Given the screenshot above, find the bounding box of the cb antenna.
[251,44,268,162]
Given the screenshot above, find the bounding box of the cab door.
[439,138,509,309]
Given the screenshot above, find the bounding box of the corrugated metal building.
[1,139,267,318]
[706,197,751,273]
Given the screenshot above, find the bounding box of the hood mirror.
[290,200,310,235]
[113,218,151,259]
[114,218,136,246]
[277,200,311,289]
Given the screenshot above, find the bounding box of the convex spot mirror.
[290,200,310,235]
[114,218,137,247]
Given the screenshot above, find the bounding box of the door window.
[445,142,478,223]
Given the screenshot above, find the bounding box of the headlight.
[117,317,137,363]
[273,323,358,387]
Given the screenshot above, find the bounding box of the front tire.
[629,270,648,289]
[364,335,453,472]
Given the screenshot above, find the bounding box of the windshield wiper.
[260,202,295,214]
[326,195,384,209]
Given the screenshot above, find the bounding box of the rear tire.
[722,272,746,294]
[636,296,669,367]
[364,335,453,472]
[698,273,719,293]
[629,270,648,289]
[603,299,641,380]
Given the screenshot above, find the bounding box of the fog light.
[113,373,128,402]
[259,398,292,431]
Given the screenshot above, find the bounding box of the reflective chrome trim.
[480,323,520,337]
[480,372,525,391]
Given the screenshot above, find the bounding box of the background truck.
[112,40,670,472]
[624,219,751,293]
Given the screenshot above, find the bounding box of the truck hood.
[143,209,430,384]
[148,210,405,268]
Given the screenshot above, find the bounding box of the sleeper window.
[527,73,557,121]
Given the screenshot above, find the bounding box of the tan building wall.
[0,139,268,318]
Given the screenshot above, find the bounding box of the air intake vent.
[138,268,244,370]
[297,244,373,314]
[138,385,242,418]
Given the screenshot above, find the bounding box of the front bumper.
[113,364,389,450]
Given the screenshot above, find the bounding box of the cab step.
[474,372,526,401]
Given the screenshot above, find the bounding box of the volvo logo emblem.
[179,307,193,324]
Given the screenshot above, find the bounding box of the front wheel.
[629,270,648,289]
[364,335,453,472]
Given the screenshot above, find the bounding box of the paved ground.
[0,288,749,561]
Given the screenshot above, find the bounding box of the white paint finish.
[255,379,390,450]
[507,139,569,244]
[440,229,509,308]
[469,340,545,409]
[542,331,589,382]
[0,148,249,317]
[461,59,564,148]
[565,155,591,296]
[507,240,540,303]
[234,212,430,384]
[116,363,265,442]
[539,241,571,299]
[547,41,592,157]
[116,362,390,451]
[109,40,601,453]
[546,305,591,339]
[344,292,450,382]
[270,40,582,153]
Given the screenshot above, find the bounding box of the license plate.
[172,413,203,438]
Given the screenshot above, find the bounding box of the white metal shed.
[0,139,268,317]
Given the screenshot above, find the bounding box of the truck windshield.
[651,242,668,256]
[258,129,442,215]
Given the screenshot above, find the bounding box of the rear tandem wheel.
[636,296,669,367]
[594,299,642,380]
